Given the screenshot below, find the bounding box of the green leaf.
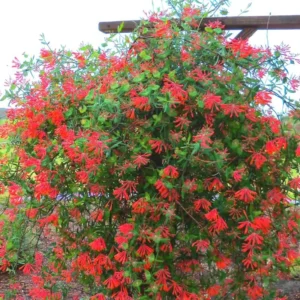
[140,87,152,96]
[139,50,152,61]
[81,119,91,128]
[274,51,281,58]
[79,105,87,114]
[197,100,204,108]
[85,89,94,102]
[65,107,74,118]
[153,71,161,79]
[214,28,223,34]
[41,156,51,167]
[120,83,130,93]
[205,27,213,33]
[189,90,198,98]
[148,254,155,263]
[146,176,157,184]
[133,280,143,287]
[117,22,124,33]
[110,83,119,90]
[133,74,145,83]
[150,84,160,91]
[191,143,200,155]
[145,270,152,282]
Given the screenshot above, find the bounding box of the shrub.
[0,1,299,299]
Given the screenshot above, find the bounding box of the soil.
[0,271,88,299]
[273,279,300,299]
[0,272,299,299]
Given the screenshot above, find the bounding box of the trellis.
[99,15,300,39]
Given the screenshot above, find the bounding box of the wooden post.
[99,15,300,39]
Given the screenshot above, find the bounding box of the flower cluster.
[0,1,299,299]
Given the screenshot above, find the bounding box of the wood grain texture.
[99,15,300,37]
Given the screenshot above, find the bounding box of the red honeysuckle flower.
[162,165,179,179]
[238,220,252,234]
[76,170,89,184]
[26,208,38,219]
[152,20,173,39]
[244,233,264,246]
[227,38,259,58]
[154,180,169,199]
[288,177,300,189]
[114,251,128,264]
[113,187,129,201]
[203,92,222,112]
[207,284,221,297]
[254,91,272,105]
[169,280,184,297]
[91,210,104,222]
[19,263,35,275]
[206,20,225,29]
[132,96,151,111]
[90,293,106,300]
[132,198,149,214]
[205,208,219,222]
[249,152,267,169]
[89,237,107,252]
[132,153,151,168]
[149,139,168,154]
[193,126,214,149]
[103,276,121,289]
[216,256,231,270]
[136,244,154,257]
[233,168,244,182]
[220,103,246,118]
[174,116,191,129]
[252,216,271,234]
[162,77,188,104]
[155,268,171,291]
[119,223,134,235]
[209,217,228,234]
[204,177,224,191]
[29,288,51,298]
[182,6,201,19]
[242,257,257,269]
[247,285,264,300]
[235,188,257,203]
[194,198,211,212]
[192,239,210,252]
[267,187,289,204]
[265,140,279,155]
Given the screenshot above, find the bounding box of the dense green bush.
[0,1,299,299]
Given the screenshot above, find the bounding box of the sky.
[0,0,299,108]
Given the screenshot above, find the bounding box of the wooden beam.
[99,15,300,35]
[235,28,257,40]
[99,20,141,34]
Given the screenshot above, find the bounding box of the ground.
[0,273,299,299]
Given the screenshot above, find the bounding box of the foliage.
[290,257,300,278]
[0,1,300,299]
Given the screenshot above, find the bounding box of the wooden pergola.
[99,15,300,40]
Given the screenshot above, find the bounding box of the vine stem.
[175,200,205,229]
